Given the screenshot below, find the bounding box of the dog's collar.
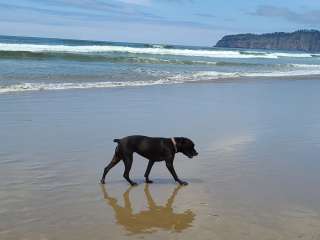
[171,137,178,153]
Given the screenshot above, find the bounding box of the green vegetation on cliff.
[215,30,320,52]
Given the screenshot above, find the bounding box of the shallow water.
[1,80,320,239]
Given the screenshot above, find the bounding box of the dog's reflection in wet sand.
[100,184,195,235]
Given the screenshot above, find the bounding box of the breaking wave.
[0,43,319,59]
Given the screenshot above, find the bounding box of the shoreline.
[2,75,320,95]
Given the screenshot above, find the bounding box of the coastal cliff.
[215,30,320,52]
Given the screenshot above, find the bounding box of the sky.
[1,0,320,46]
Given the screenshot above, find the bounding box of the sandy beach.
[1,80,320,239]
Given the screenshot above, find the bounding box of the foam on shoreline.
[2,69,320,94]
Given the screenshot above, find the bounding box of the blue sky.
[1,0,320,46]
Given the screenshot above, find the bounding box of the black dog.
[100,135,198,186]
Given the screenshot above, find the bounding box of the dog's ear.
[178,137,186,145]
[174,137,184,149]
[183,137,190,143]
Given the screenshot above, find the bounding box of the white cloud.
[115,0,152,6]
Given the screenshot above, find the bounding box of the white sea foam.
[2,68,320,94]
[291,64,320,68]
[168,68,320,82]
[269,52,312,58]
[0,43,316,59]
[0,79,179,94]
[192,69,320,79]
[151,44,166,49]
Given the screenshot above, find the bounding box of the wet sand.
[1,80,320,239]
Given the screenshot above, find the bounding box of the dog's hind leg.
[100,146,122,184]
[123,153,137,186]
[144,160,154,183]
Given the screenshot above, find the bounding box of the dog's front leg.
[165,159,188,185]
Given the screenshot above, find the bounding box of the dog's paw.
[179,181,188,186]
[100,179,105,184]
[131,182,138,186]
[145,180,153,184]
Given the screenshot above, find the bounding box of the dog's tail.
[113,139,120,144]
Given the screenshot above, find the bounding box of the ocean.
[1,35,320,93]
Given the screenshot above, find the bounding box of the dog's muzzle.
[193,149,198,156]
[188,151,198,158]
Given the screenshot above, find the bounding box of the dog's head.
[176,137,198,159]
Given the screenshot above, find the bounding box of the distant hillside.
[215,30,320,52]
